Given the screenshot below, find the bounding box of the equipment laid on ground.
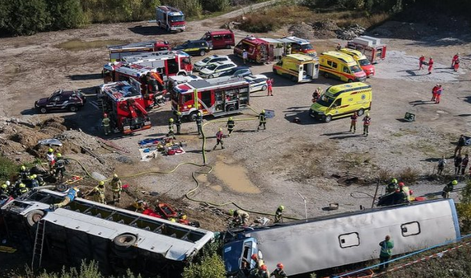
[97,81,151,134]
[273,54,319,83]
[347,35,387,64]
[156,6,185,32]
[170,76,250,120]
[107,41,171,62]
[223,199,460,276]
[404,112,416,122]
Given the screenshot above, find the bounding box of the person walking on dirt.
[242,49,248,65]
[362,113,371,136]
[46,148,56,174]
[102,113,111,136]
[454,134,466,157]
[378,235,394,271]
[54,153,66,182]
[175,112,182,135]
[167,118,176,139]
[257,110,267,131]
[454,155,463,176]
[195,111,203,136]
[431,84,439,102]
[461,154,469,175]
[213,128,225,150]
[442,180,458,199]
[350,112,358,133]
[111,174,122,203]
[274,205,284,223]
[419,55,425,70]
[226,117,235,137]
[336,43,341,51]
[437,155,447,175]
[428,57,434,74]
[451,53,460,69]
[266,78,274,96]
[435,84,443,104]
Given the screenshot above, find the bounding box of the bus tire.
[324,115,332,123]
[113,233,137,251]
[357,109,364,116]
[26,210,45,227]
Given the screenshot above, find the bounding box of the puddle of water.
[213,161,260,194]
[55,39,129,51]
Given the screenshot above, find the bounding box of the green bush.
[201,0,230,12]
[47,0,85,30]
[161,0,203,18]
[0,156,18,182]
[182,253,226,278]
[1,0,50,36]
[457,181,471,233]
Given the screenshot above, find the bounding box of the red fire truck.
[98,80,151,134]
[108,41,171,62]
[346,36,387,64]
[234,36,270,64]
[121,50,193,77]
[156,6,185,32]
[170,76,250,120]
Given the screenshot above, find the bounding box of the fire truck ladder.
[31,219,46,271]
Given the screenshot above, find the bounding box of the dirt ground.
[1,4,471,241]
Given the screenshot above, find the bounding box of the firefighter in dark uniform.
[226,117,235,137]
[386,178,398,194]
[167,118,176,139]
[195,111,203,136]
[270,263,287,278]
[257,110,267,131]
[442,179,458,199]
[175,112,182,135]
[54,153,66,182]
[274,205,284,223]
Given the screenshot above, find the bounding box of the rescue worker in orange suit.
[257,110,267,131]
[428,57,434,74]
[350,112,358,133]
[213,128,225,150]
[362,113,371,137]
[451,53,459,69]
[266,78,273,96]
[419,55,425,70]
[435,84,443,104]
[270,263,287,278]
[431,84,439,102]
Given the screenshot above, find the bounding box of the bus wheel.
[324,115,332,123]
[357,109,364,116]
[26,210,45,227]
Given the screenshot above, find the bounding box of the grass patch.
[397,167,420,183]
[413,140,438,156]
[0,156,18,181]
[55,39,129,51]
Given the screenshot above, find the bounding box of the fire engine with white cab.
[156,6,185,32]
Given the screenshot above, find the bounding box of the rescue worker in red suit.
[428,57,434,74]
[431,84,439,102]
[419,55,425,70]
[435,85,443,104]
[451,53,459,68]
[266,78,273,96]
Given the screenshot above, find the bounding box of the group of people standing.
[419,53,460,74]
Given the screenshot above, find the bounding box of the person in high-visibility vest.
[111,174,122,203]
[226,117,235,137]
[379,235,394,270]
[257,110,267,131]
[274,205,284,223]
[102,113,111,135]
[167,118,176,139]
[362,113,371,136]
[195,111,203,136]
[175,112,182,135]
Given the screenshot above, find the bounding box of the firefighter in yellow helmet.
[257,110,266,131]
[229,209,249,226]
[226,117,235,137]
[167,118,176,139]
[16,183,29,196]
[195,111,203,136]
[442,180,458,199]
[19,165,30,179]
[213,128,225,150]
[87,180,106,204]
[0,183,10,196]
[111,174,122,203]
[175,112,182,135]
[274,205,285,223]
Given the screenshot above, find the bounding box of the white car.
[193,55,232,72]
[244,74,269,92]
[199,61,237,78]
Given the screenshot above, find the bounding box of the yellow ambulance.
[272,54,319,83]
[319,51,367,82]
[339,48,375,77]
[309,82,372,122]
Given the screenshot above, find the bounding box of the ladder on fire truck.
[31,219,46,271]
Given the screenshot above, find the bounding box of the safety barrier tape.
[332,233,471,278]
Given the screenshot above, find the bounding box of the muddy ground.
[0,5,471,275]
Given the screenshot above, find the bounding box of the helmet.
[170,218,176,223]
[366,112,370,117]
[219,127,222,131]
[19,183,26,188]
[181,214,187,220]
[391,178,397,183]
[6,181,10,186]
[197,112,201,116]
[251,254,258,260]
[409,189,414,195]
[398,182,404,187]
[317,87,321,90]
[32,174,37,179]
[48,148,53,153]
[260,265,267,271]
[20,165,26,171]
[99,181,105,186]
[229,209,235,216]
[169,118,174,122]
[278,205,285,211]
[277,263,284,269]
[1,184,7,189]
[103,113,108,118]
[56,153,62,158]
[261,109,265,114]
[229,117,233,121]
[452,180,458,185]
[113,174,119,178]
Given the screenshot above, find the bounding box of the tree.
[182,253,226,278]
[201,0,229,12]
[4,0,50,35]
[47,0,85,30]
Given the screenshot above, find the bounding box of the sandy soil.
[1,10,471,231]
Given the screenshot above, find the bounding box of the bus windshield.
[350,65,363,73]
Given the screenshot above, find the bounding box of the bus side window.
[339,232,360,248]
[401,221,421,237]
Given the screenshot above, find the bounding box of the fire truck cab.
[170,77,250,121]
[346,36,386,64]
[98,80,152,134]
[234,36,270,64]
[156,6,185,32]
[108,41,171,62]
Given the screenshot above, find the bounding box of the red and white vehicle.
[346,36,387,64]
[170,76,250,120]
[121,50,193,77]
[156,6,185,32]
[97,80,152,134]
[108,41,171,62]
